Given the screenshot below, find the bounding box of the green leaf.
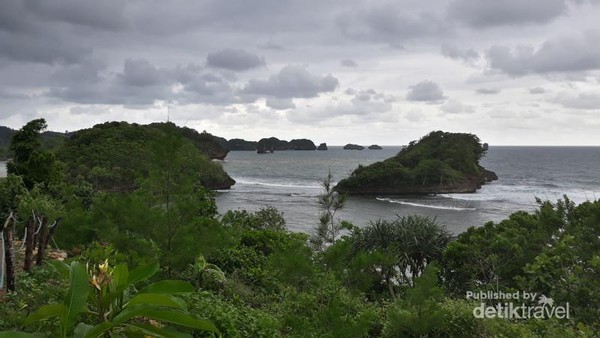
[122,323,192,338]
[111,306,217,333]
[139,280,194,294]
[83,321,116,338]
[63,262,90,325]
[127,293,187,310]
[128,261,159,286]
[140,309,218,333]
[24,303,66,325]
[47,260,70,279]
[110,263,129,293]
[0,332,44,337]
[194,255,207,271]
[74,322,95,338]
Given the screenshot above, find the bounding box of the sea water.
[2,147,597,234]
[215,146,600,234]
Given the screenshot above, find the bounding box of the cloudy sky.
[1,0,600,145]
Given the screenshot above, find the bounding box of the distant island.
[368,144,382,150]
[317,143,328,150]
[335,131,497,195]
[256,137,317,153]
[343,144,365,150]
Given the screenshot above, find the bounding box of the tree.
[7,118,55,190]
[350,215,451,299]
[310,171,349,251]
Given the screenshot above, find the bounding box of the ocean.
[215,147,600,234]
[1,147,597,234]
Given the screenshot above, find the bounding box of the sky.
[1,0,600,145]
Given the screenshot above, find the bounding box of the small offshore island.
[335,131,498,195]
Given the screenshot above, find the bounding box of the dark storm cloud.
[406,81,445,102]
[448,0,568,28]
[241,65,339,99]
[337,4,448,44]
[206,49,265,71]
[476,88,501,94]
[486,31,600,75]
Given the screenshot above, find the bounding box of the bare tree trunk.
[23,217,35,271]
[2,213,16,292]
[36,216,48,266]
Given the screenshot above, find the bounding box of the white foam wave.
[236,179,321,189]
[438,194,499,201]
[376,197,476,211]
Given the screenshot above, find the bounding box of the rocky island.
[58,121,236,191]
[368,144,383,150]
[256,137,317,153]
[335,131,497,195]
[343,143,365,150]
[317,143,328,150]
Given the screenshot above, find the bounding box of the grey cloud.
[25,0,128,31]
[50,58,106,85]
[341,59,358,67]
[0,30,93,65]
[258,41,285,51]
[529,87,546,94]
[69,105,111,116]
[488,108,515,119]
[206,49,265,71]
[477,88,501,94]
[406,81,445,102]
[47,59,236,106]
[405,110,425,123]
[554,91,600,110]
[441,100,475,114]
[118,59,163,87]
[286,87,394,123]
[180,73,233,98]
[448,0,568,28]
[242,65,338,99]
[337,5,448,44]
[487,31,600,75]
[266,98,296,110]
[441,44,479,62]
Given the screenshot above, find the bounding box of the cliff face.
[335,131,497,195]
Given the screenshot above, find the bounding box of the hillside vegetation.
[57,121,235,191]
[336,131,497,195]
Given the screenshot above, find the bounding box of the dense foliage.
[1,120,598,337]
[57,121,234,191]
[336,131,496,194]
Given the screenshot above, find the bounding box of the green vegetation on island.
[58,121,235,191]
[256,137,317,153]
[336,131,498,195]
[1,119,598,337]
[344,143,365,150]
